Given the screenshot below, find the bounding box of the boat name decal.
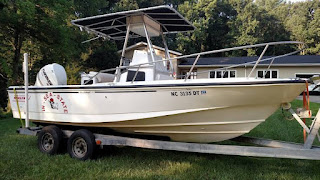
[170,90,206,97]
[42,92,68,113]
[13,95,31,102]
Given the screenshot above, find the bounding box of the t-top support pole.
[161,32,174,75]
[142,16,156,80]
[120,19,131,66]
[116,18,131,82]
[23,53,29,128]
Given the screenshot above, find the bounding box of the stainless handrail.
[248,44,269,78]
[131,65,141,83]
[185,54,200,81]
[194,48,303,77]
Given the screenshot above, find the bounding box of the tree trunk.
[11,28,23,85]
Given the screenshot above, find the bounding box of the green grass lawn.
[1,100,320,180]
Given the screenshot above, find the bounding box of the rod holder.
[23,53,29,128]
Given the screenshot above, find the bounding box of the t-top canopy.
[71,5,195,40]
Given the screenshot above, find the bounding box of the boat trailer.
[17,106,320,160]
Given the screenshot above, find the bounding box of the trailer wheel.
[67,129,96,160]
[38,125,63,155]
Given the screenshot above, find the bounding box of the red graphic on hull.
[13,95,31,102]
[42,92,68,113]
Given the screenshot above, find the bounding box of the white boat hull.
[8,78,306,142]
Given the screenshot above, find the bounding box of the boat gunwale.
[8,79,307,91]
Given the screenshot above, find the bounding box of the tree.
[74,0,110,17]
[308,8,320,54]
[0,0,76,85]
[83,40,119,72]
[176,0,235,56]
[285,1,320,54]
[226,0,292,56]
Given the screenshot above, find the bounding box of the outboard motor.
[35,63,67,86]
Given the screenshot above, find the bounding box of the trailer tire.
[67,129,96,160]
[38,125,63,155]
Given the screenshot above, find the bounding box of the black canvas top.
[72,5,195,40]
[179,55,320,67]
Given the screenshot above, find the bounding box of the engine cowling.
[35,63,67,86]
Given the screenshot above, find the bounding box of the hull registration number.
[170,90,206,96]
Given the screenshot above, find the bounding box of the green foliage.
[177,0,236,55]
[283,1,320,55]
[0,0,76,85]
[0,74,7,110]
[65,62,82,85]
[114,0,139,11]
[308,8,320,54]
[74,0,110,17]
[176,0,295,56]
[83,40,119,71]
